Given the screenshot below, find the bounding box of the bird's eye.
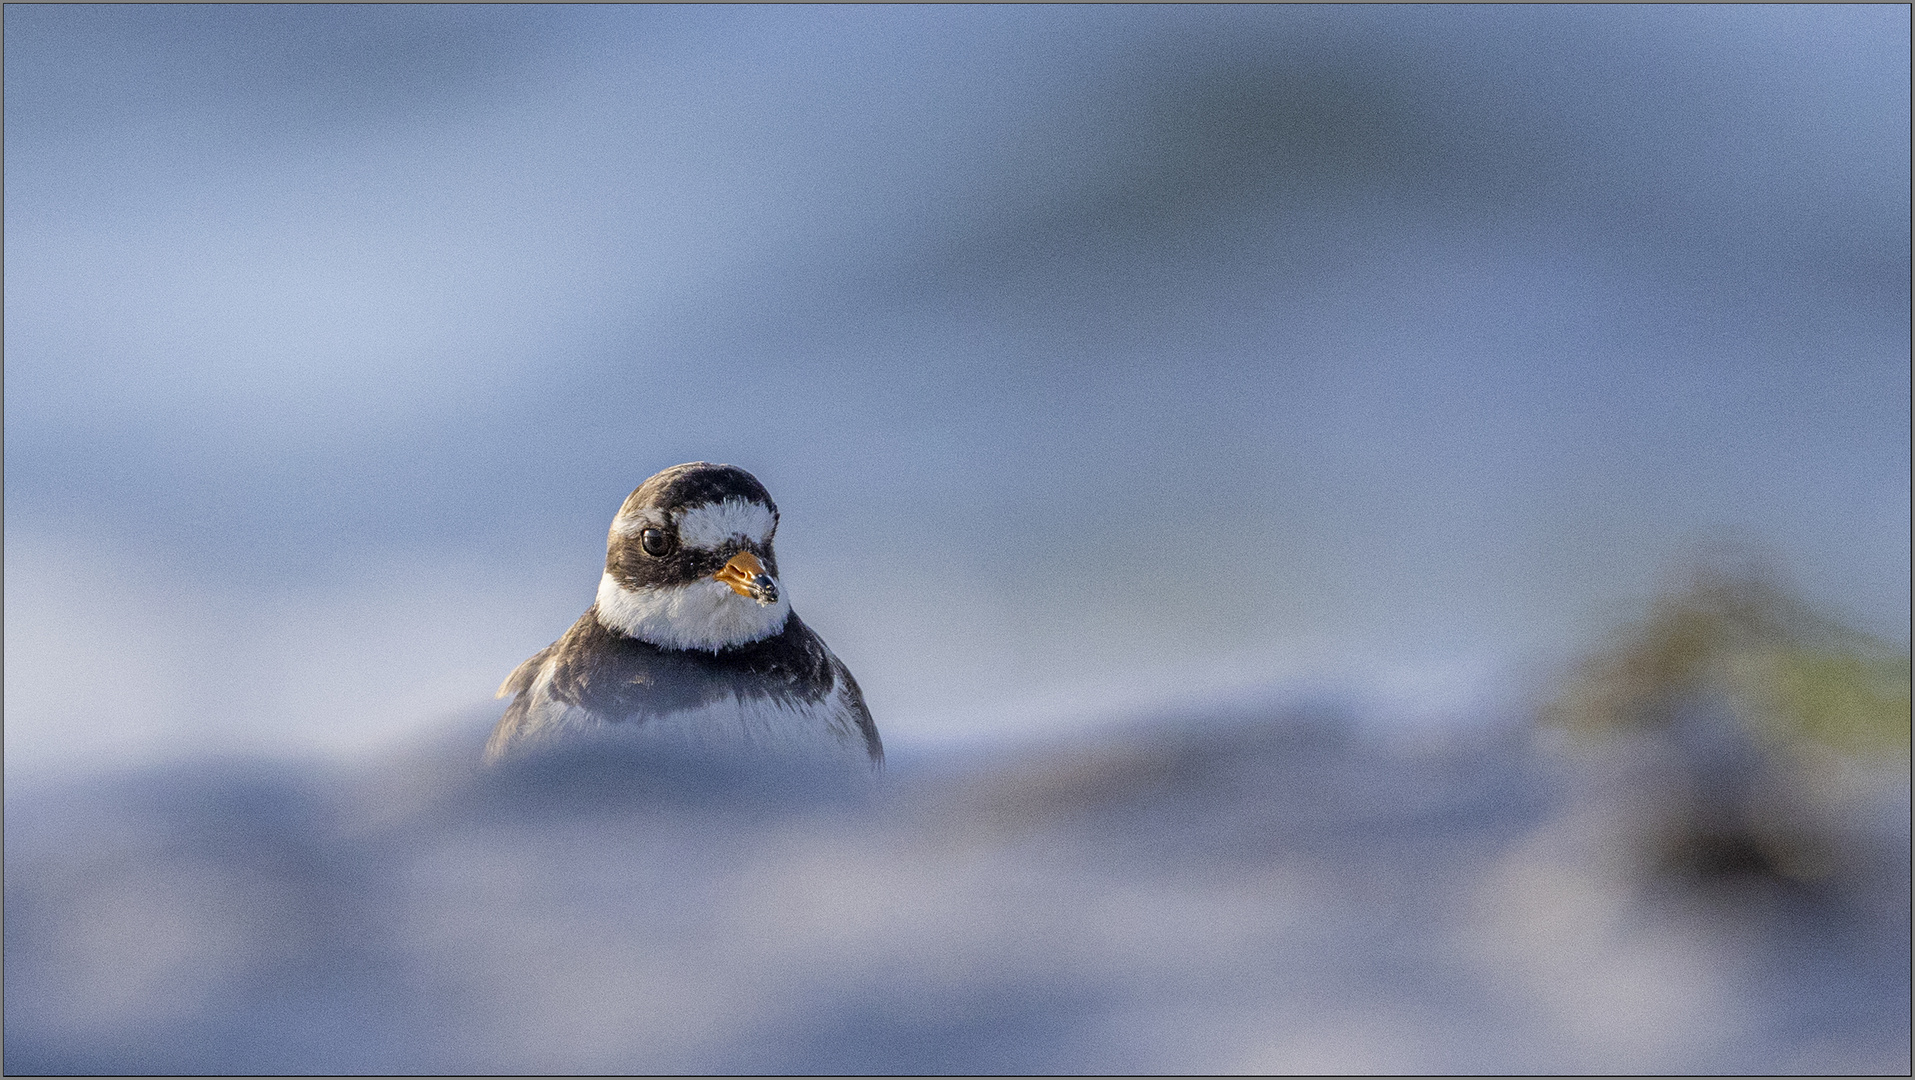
[639,527,674,557]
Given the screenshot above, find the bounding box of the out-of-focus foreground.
[6,573,1906,1074]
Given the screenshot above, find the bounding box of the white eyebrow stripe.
[674,497,777,550]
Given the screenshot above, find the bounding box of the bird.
[486,462,882,767]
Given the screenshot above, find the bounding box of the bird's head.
[594,462,793,651]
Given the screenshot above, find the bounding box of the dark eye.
[639,527,674,557]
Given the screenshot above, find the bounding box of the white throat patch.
[673,498,777,552]
[595,572,791,652]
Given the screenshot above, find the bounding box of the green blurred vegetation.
[1543,563,1909,886]
[1546,565,1911,760]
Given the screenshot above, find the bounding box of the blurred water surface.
[4,5,1909,1072]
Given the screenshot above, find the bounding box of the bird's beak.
[713,551,779,606]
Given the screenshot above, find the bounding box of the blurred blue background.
[7,4,1907,771]
[4,6,1908,1073]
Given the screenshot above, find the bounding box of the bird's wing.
[487,641,562,764]
[496,643,555,700]
[830,653,884,766]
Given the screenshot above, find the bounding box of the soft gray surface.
[6,709,1907,1074]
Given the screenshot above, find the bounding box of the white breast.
[619,688,870,761]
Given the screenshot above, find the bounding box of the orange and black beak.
[713,551,779,606]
